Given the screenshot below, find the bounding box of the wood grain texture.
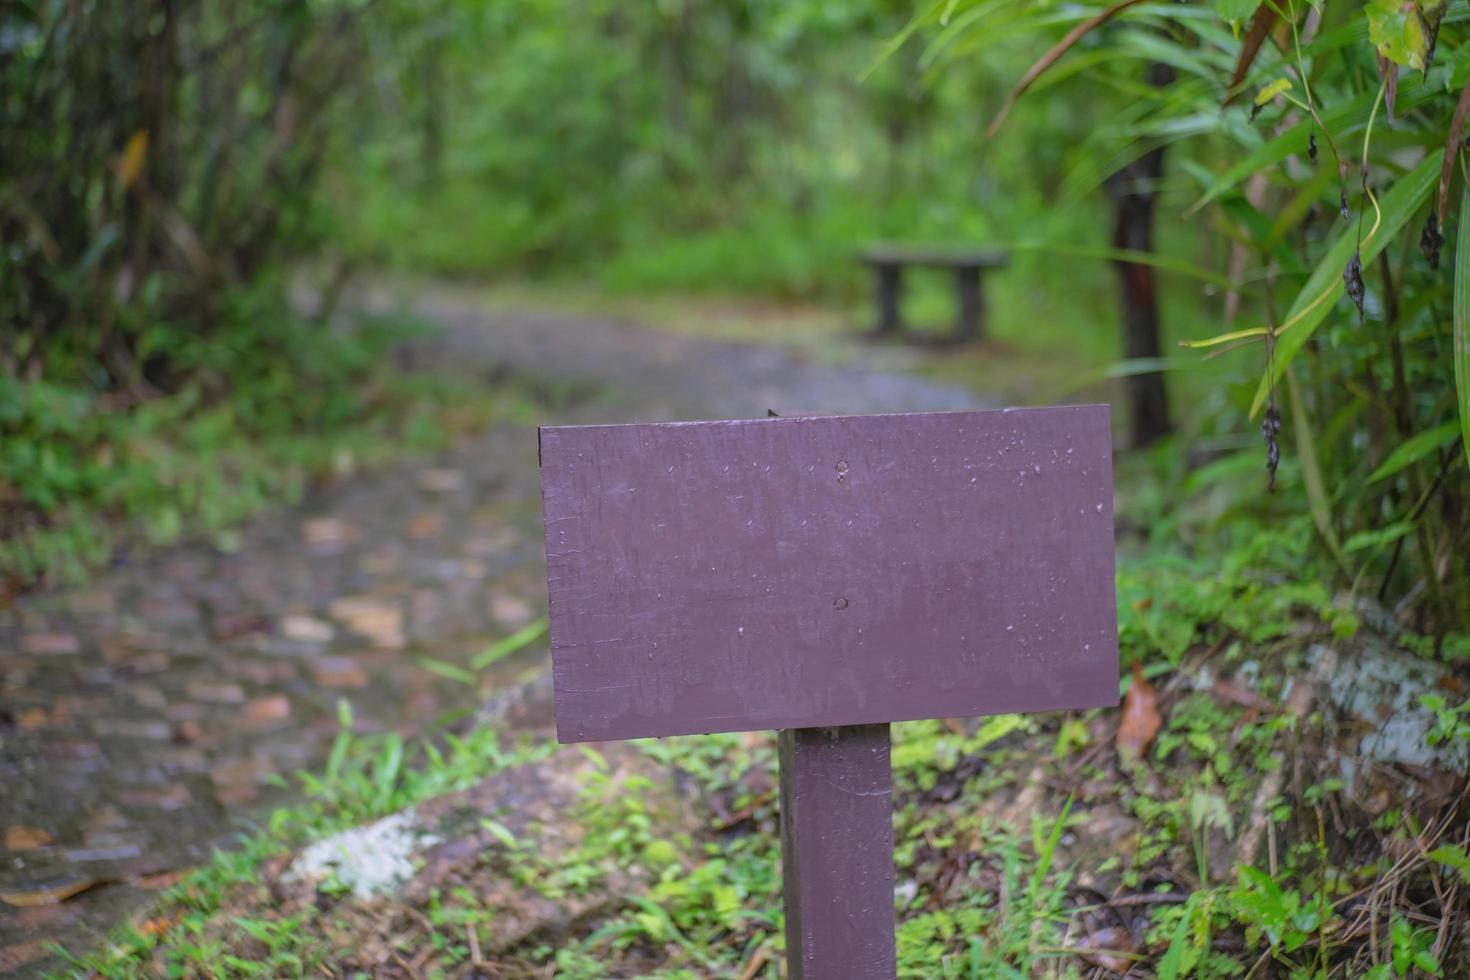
[779,724,895,980]
[539,406,1118,743]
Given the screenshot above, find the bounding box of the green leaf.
[1455,186,1470,473]
[1189,64,1457,215]
[1250,149,1444,418]
[1155,897,1198,980]
[1287,370,1346,569]
[1216,0,1260,23]
[480,818,520,849]
[471,616,548,670]
[1253,78,1293,106]
[374,734,403,798]
[1367,420,1460,482]
[1344,521,1416,552]
[1367,0,1432,71]
[1427,843,1470,882]
[417,657,477,685]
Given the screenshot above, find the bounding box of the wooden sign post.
[539,407,1119,979]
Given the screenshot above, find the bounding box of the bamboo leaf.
[1344,521,1416,552]
[1188,64,1457,215]
[1456,186,1470,471]
[1286,370,1346,570]
[1021,240,1236,286]
[1216,0,1261,24]
[1367,419,1459,482]
[1249,149,1443,418]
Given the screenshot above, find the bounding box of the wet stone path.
[0,281,984,972]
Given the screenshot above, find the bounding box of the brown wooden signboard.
[539,406,1119,978]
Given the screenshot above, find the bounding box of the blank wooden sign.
[539,406,1119,744]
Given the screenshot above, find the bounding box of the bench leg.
[954,266,984,343]
[779,724,896,980]
[874,265,903,336]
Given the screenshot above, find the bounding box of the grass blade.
[417,657,477,685]
[1286,369,1346,572]
[471,616,549,670]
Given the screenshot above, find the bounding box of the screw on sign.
[538,407,1119,979]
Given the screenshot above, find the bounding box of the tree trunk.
[1106,64,1173,448]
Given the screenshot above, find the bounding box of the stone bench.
[861,245,1010,344]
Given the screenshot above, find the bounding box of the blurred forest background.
[5,0,1468,637]
[6,2,1470,977]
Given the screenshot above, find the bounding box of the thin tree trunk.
[1106,63,1173,448]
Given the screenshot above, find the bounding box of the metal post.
[778,724,896,980]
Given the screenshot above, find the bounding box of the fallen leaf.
[116,129,148,188]
[407,512,445,538]
[281,614,334,643]
[4,826,53,851]
[1117,663,1162,762]
[418,468,464,493]
[243,695,291,725]
[1074,924,1137,973]
[132,870,187,891]
[0,878,101,907]
[136,914,179,937]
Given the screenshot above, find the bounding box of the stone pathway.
[0,281,985,972]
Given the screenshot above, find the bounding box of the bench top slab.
[861,245,1010,269]
[539,406,1118,743]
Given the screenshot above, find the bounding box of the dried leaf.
[1422,212,1444,269]
[987,0,1151,137]
[1075,924,1137,973]
[1224,4,1280,106]
[1377,54,1399,120]
[3,826,53,851]
[0,878,100,907]
[1435,74,1470,230]
[136,915,179,938]
[1117,663,1162,761]
[116,130,148,189]
[1261,406,1282,491]
[1343,251,1365,320]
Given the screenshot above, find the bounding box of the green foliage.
[913,0,1470,633]
[1115,522,1357,669]
[1,2,505,587]
[0,303,501,587]
[1228,865,1334,956]
[57,704,548,978]
[1420,693,1470,746]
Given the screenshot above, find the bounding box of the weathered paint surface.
[779,724,896,980]
[539,406,1118,743]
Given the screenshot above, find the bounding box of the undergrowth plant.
[906,0,1470,636]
